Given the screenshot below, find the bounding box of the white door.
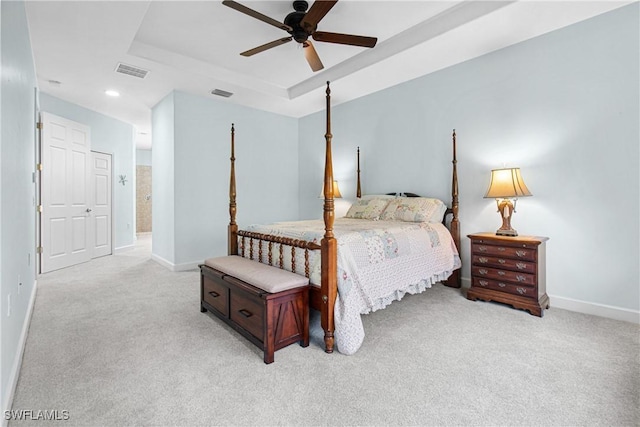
[91,152,112,258]
[41,113,92,273]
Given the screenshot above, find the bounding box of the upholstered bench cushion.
[204,255,309,293]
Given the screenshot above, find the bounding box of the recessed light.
[105,90,120,97]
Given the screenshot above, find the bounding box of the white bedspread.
[242,218,461,355]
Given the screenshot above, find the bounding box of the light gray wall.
[1,0,38,415]
[151,91,299,268]
[39,93,136,251]
[136,149,152,166]
[299,4,639,313]
[151,93,175,264]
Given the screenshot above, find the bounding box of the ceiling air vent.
[115,63,149,79]
[211,89,233,98]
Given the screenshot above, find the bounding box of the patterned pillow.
[345,198,392,220]
[379,197,447,223]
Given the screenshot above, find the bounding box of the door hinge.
[37,163,43,171]
[36,122,43,130]
[37,246,43,254]
[37,205,43,213]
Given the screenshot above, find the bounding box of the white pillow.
[379,197,447,223]
[345,197,392,220]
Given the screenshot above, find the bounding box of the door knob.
[86,208,92,213]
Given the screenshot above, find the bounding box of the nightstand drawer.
[471,266,535,286]
[472,277,535,298]
[472,243,536,261]
[472,255,535,272]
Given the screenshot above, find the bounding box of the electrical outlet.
[7,293,11,317]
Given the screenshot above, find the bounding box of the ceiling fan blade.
[313,31,377,48]
[222,0,292,32]
[303,41,324,72]
[240,37,293,57]
[300,0,338,32]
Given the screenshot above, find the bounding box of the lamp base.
[495,199,518,237]
[496,228,518,237]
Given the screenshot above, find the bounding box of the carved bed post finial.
[446,129,461,288]
[228,123,238,255]
[321,81,337,354]
[356,146,362,198]
[323,81,334,238]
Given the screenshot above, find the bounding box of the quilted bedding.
[242,218,461,355]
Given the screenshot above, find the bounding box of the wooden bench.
[200,255,310,364]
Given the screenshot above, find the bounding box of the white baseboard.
[549,294,640,324]
[461,277,471,289]
[2,280,38,427]
[172,261,200,272]
[114,244,135,254]
[150,253,199,272]
[460,276,639,324]
[150,253,173,270]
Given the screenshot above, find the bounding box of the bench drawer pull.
[238,309,253,318]
[208,291,220,298]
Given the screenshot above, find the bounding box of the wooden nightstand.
[467,232,549,317]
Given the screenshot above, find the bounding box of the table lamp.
[320,180,342,198]
[484,167,531,236]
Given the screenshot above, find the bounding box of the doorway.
[136,162,152,234]
[40,113,113,273]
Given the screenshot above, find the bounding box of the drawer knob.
[498,282,506,288]
[516,275,527,282]
[516,250,528,257]
[516,287,527,295]
[497,271,506,276]
[479,269,488,275]
[479,280,488,287]
[498,259,506,264]
[516,262,527,270]
[478,246,488,252]
[238,309,253,318]
[208,291,220,298]
[478,257,489,264]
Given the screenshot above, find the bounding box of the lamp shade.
[320,180,342,198]
[484,168,532,199]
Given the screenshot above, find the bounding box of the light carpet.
[9,235,639,426]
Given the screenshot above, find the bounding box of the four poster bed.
[226,82,461,355]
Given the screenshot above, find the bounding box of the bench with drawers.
[200,255,310,364]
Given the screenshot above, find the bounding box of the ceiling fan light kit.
[222,0,377,72]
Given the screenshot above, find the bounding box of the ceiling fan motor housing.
[285,1,313,43]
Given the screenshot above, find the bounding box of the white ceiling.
[25,1,633,150]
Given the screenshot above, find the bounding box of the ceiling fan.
[222,0,377,72]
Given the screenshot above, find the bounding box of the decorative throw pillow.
[379,197,447,223]
[345,198,392,220]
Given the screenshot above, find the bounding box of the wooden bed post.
[321,81,338,353]
[445,129,462,288]
[228,123,238,256]
[356,147,362,198]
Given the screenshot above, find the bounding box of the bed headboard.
[385,192,420,197]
